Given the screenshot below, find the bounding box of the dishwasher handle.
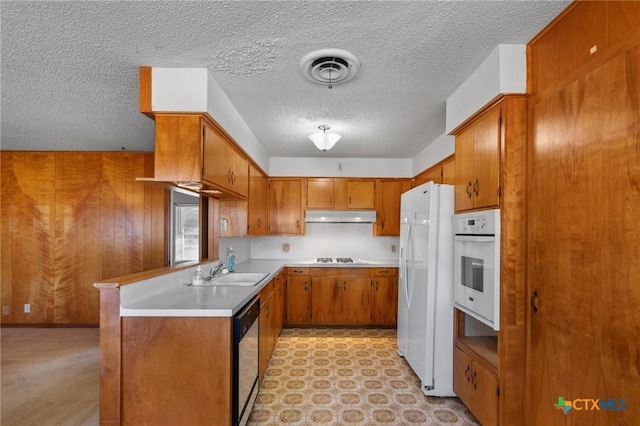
[235,296,260,340]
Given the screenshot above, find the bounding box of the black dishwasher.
[233,296,260,426]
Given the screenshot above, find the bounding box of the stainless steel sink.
[209,272,269,287]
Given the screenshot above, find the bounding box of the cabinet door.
[413,166,442,187]
[259,293,274,380]
[372,277,397,325]
[202,121,249,198]
[248,164,268,235]
[374,180,411,236]
[455,127,475,212]
[310,277,341,323]
[467,359,498,426]
[453,346,472,405]
[347,180,375,209]
[340,277,372,323]
[286,276,311,324]
[274,277,285,338]
[442,157,456,185]
[472,108,500,209]
[453,346,498,426]
[307,179,334,209]
[268,179,303,235]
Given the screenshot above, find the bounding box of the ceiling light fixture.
[309,125,341,152]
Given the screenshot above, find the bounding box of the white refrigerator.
[397,181,455,396]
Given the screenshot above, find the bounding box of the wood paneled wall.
[527,2,640,424]
[1,151,167,325]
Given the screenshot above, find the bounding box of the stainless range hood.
[304,210,377,224]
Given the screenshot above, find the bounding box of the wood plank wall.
[1,151,167,325]
[526,2,640,424]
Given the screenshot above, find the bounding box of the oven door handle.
[454,235,495,243]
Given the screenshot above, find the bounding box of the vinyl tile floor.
[248,328,480,426]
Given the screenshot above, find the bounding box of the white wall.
[269,157,412,177]
[219,237,251,265]
[222,223,399,262]
[446,44,526,134]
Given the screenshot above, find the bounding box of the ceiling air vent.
[300,49,360,87]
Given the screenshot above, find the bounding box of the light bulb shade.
[308,132,341,151]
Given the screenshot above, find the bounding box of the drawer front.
[371,267,397,277]
[287,267,309,276]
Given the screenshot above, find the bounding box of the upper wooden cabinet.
[413,165,442,187]
[268,178,304,235]
[413,155,455,188]
[247,164,268,235]
[202,120,249,198]
[346,180,375,209]
[529,1,640,95]
[152,114,248,199]
[306,178,375,210]
[455,105,501,212]
[307,178,335,209]
[374,179,411,236]
[442,157,456,185]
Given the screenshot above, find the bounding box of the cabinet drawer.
[287,267,309,276]
[370,268,397,277]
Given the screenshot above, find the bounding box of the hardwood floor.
[1,327,99,425]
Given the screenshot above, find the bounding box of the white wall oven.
[453,209,500,330]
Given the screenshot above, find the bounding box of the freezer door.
[404,183,438,387]
[397,189,412,356]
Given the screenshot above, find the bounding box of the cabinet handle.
[531,290,539,314]
[329,196,333,205]
[381,220,385,229]
[304,280,307,291]
[464,364,471,382]
[466,182,473,198]
[349,196,352,205]
[471,371,477,390]
[473,179,479,196]
[336,280,341,289]
[343,282,347,291]
[296,220,300,228]
[375,281,379,291]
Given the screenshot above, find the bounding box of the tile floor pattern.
[248,328,480,425]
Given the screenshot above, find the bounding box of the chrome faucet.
[206,263,225,281]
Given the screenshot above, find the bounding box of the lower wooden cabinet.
[258,281,275,380]
[285,267,398,326]
[311,275,372,324]
[371,269,398,325]
[258,271,287,381]
[273,271,285,336]
[286,268,311,324]
[453,344,498,426]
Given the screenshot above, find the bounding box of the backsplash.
[220,223,399,264]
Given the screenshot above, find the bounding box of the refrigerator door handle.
[402,219,413,309]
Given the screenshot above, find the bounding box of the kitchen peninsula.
[94,258,398,426]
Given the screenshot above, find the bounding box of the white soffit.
[445,44,526,134]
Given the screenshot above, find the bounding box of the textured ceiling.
[1,1,569,158]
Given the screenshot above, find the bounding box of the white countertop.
[120,259,398,318]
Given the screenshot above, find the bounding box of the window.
[171,190,200,265]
